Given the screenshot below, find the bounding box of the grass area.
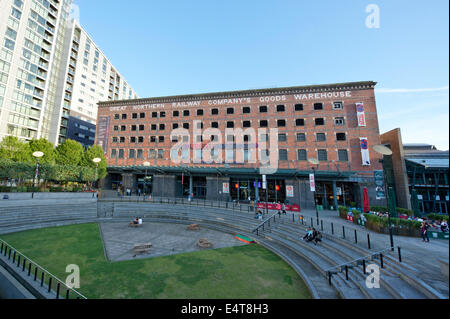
[0,223,311,299]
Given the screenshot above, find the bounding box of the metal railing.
[252,212,283,235]
[325,247,402,286]
[0,238,87,299]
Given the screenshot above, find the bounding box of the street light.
[32,151,44,199]
[308,157,320,225]
[373,144,395,251]
[143,161,150,196]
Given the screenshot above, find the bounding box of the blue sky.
[74,0,449,150]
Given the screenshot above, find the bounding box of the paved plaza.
[99,221,248,262]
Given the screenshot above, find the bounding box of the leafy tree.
[81,145,107,179]
[29,138,55,165]
[0,136,32,163]
[55,139,84,166]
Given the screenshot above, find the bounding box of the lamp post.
[373,145,395,251]
[92,158,101,195]
[308,158,320,225]
[32,151,44,199]
[143,161,150,196]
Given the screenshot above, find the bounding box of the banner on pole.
[360,137,371,166]
[286,185,294,197]
[356,102,367,127]
[223,182,229,194]
[309,174,316,192]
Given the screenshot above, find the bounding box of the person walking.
[421,221,430,242]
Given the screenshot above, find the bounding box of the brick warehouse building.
[95,81,386,210]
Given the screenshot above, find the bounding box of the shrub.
[426,214,449,222]
[396,207,414,216]
[370,206,389,213]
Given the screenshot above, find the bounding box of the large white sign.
[223,183,229,194]
[309,174,316,192]
[286,185,294,198]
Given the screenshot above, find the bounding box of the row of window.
[113,101,345,120]
[112,132,348,144]
[113,117,346,133]
[109,148,349,162]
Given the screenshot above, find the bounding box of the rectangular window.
[160,112,166,118]
[335,117,345,126]
[243,107,251,114]
[333,102,344,110]
[138,136,144,143]
[130,136,136,143]
[211,122,219,128]
[111,149,117,158]
[277,119,286,127]
[122,114,127,119]
[131,125,137,131]
[314,103,323,110]
[243,121,251,128]
[259,106,268,113]
[121,125,126,131]
[277,105,285,112]
[296,119,305,126]
[152,112,158,118]
[318,150,328,161]
[129,149,135,159]
[137,149,143,159]
[140,113,145,119]
[159,124,165,130]
[336,133,347,141]
[227,121,234,128]
[114,114,119,120]
[315,118,325,126]
[183,123,189,129]
[260,120,268,127]
[227,108,234,114]
[139,125,145,131]
[279,149,288,161]
[211,108,219,115]
[132,113,138,119]
[338,149,349,162]
[183,110,190,116]
[172,123,179,129]
[197,109,204,116]
[295,104,304,111]
[173,110,179,117]
[150,136,156,143]
[118,149,124,158]
[159,136,165,143]
[296,133,306,142]
[297,149,307,161]
[278,133,287,142]
[316,133,326,142]
[151,124,157,130]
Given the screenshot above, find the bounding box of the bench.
[133,243,152,256]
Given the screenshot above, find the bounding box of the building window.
[150,136,156,143]
[338,149,349,162]
[159,136,165,143]
[122,114,127,119]
[260,120,268,128]
[296,133,306,142]
[197,109,204,116]
[113,125,119,131]
[243,107,251,114]
[279,149,288,161]
[129,149,135,159]
[318,150,328,161]
[120,137,125,143]
[114,114,119,120]
[211,122,219,128]
[152,112,158,118]
[148,150,156,159]
[314,103,323,110]
[138,136,144,143]
[315,118,325,126]
[296,119,305,126]
[277,119,286,127]
[139,125,145,131]
[111,149,117,158]
[173,123,179,129]
[243,121,251,128]
[183,110,190,116]
[118,149,124,158]
[137,149,143,159]
[173,110,179,117]
[316,133,326,142]
[183,123,189,129]
[278,133,287,142]
[297,149,307,161]
[140,113,145,119]
[336,133,347,141]
[130,137,136,143]
[160,112,166,118]
[132,113,138,119]
[121,125,126,131]
[335,117,345,126]
[151,124,157,131]
[131,125,137,131]
[333,102,344,110]
[211,108,219,115]
[227,121,234,128]
[227,108,234,114]
[277,105,285,112]
[159,124,165,130]
[259,106,268,113]
[158,149,164,159]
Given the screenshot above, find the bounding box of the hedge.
[425,214,449,222]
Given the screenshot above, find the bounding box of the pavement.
[99,221,248,262]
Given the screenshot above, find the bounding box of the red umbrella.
[363,187,370,213]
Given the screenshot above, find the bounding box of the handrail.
[0,238,87,299]
[325,247,393,274]
[252,212,280,233]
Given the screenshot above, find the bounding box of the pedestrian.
[282,203,287,215]
[421,221,430,242]
[440,220,448,233]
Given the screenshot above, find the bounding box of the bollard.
[331,223,334,235]
[311,217,313,227]
[66,289,70,300]
[398,247,402,263]
[17,255,20,267]
[22,258,26,271]
[328,272,332,286]
[48,277,52,293]
[27,262,31,276]
[354,230,358,244]
[367,234,371,249]
[345,265,349,280]
[380,253,384,268]
[41,272,44,287]
[34,267,38,281]
[321,220,324,231]
[362,259,366,275]
[342,226,345,239]
[56,283,60,299]
[293,214,295,224]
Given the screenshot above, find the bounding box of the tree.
[29,138,55,165]
[55,139,84,166]
[81,145,107,179]
[0,136,32,163]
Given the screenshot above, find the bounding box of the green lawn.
[0,223,311,299]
